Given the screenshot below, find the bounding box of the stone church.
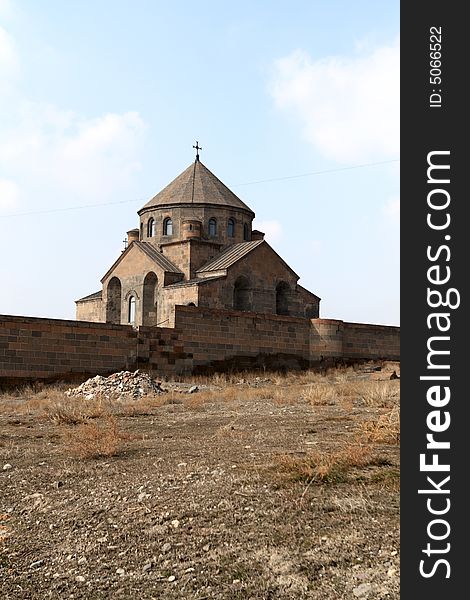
[76,148,320,327]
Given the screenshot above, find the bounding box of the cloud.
[270,37,399,163]
[0,0,15,18]
[254,219,283,242]
[0,24,146,213]
[0,178,19,209]
[0,106,146,210]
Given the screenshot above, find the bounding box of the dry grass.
[275,443,377,483]
[61,415,132,459]
[354,380,400,407]
[302,383,337,406]
[359,405,400,445]
[43,397,111,424]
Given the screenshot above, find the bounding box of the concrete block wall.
[310,318,400,362]
[0,308,400,387]
[173,306,311,372]
[342,321,400,360]
[310,319,345,360]
[0,315,138,386]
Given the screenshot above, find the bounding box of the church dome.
[138,159,254,217]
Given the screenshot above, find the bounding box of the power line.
[0,158,399,218]
[231,158,400,187]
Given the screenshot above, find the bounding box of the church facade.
[76,152,321,327]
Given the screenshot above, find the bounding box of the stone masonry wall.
[0,308,400,387]
[172,306,311,372]
[0,315,138,386]
[75,297,104,323]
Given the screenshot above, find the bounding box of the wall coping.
[174,305,309,324]
[0,314,134,331]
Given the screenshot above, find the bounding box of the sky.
[0,0,399,326]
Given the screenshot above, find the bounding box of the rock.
[162,542,172,553]
[390,370,400,380]
[142,562,152,572]
[77,557,87,565]
[29,560,44,569]
[116,567,125,576]
[168,575,176,582]
[203,544,210,552]
[188,385,199,394]
[75,575,86,583]
[353,583,372,597]
[65,370,167,400]
[170,519,180,529]
[3,463,12,471]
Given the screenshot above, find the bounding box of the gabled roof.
[196,240,264,273]
[134,241,182,273]
[197,239,300,280]
[101,241,182,283]
[75,290,102,303]
[138,159,254,215]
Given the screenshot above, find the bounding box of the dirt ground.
[0,362,400,599]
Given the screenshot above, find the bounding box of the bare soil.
[0,363,400,599]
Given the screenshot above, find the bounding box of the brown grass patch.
[275,443,377,484]
[302,383,337,406]
[354,380,400,407]
[61,415,132,459]
[359,406,400,445]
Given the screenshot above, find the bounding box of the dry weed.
[302,383,337,406]
[215,421,246,439]
[44,397,110,424]
[275,443,376,484]
[359,406,400,445]
[115,394,170,416]
[355,380,400,407]
[61,415,132,459]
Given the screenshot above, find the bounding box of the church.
[76,145,321,327]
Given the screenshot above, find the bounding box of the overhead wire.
[0,158,399,218]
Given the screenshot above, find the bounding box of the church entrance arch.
[142,272,158,326]
[233,275,251,311]
[106,277,122,324]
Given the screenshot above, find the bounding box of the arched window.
[147,218,155,237]
[106,277,122,324]
[163,217,173,236]
[276,281,290,316]
[209,218,217,237]
[142,272,158,326]
[227,218,235,238]
[128,295,136,324]
[243,223,250,241]
[233,275,251,311]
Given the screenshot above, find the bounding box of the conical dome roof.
[138,160,254,215]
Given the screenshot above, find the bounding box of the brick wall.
[173,306,311,373]
[342,321,400,360]
[0,308,400,387]
[0,315,138,386]
[310,319,400,363]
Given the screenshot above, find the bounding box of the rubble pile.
[66,370,165,400]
